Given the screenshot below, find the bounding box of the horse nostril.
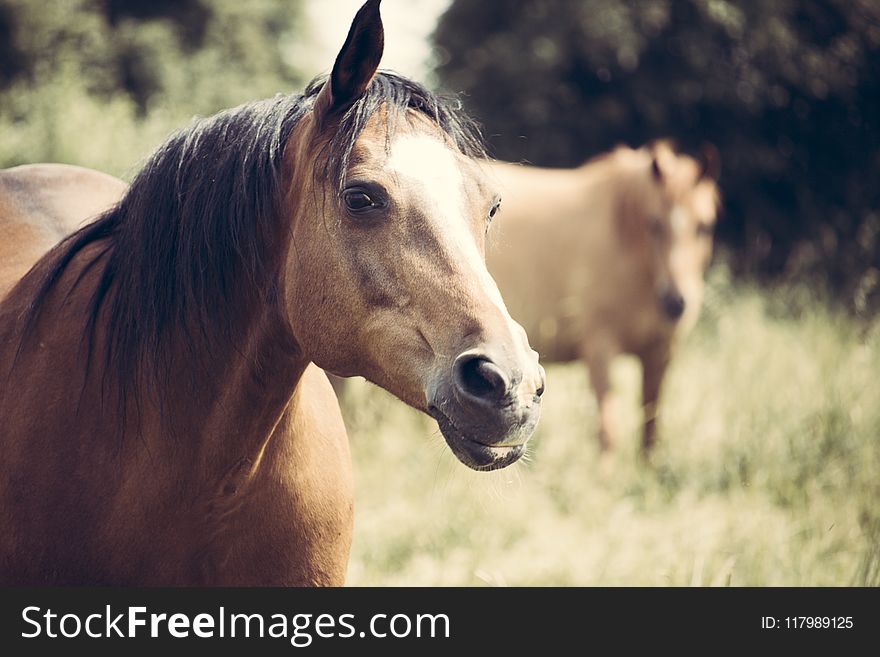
[454,355,510,403]
[662,293,686,320]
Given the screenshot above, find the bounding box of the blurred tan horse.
[0,0,544,585]
[487,141,719,452]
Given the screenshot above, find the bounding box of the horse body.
[0,0,544,585]
[487,142,719,450]
[0,231,353,585]
[0,164,126,298]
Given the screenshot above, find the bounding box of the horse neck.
[165,301,307,469]
[81,238,308,472]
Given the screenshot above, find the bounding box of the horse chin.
[429,408,526,471]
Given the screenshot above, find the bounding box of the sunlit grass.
[342,272,880,586]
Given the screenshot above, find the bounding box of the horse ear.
[314,0,384,122]
[699,141,722,181]
[650,155,663,181]
[647,141,664,181]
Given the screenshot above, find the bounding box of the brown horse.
[0,0,544,585]
[0,164,126,298]
[487,141,719,452]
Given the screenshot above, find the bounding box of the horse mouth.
[429,407,526,471]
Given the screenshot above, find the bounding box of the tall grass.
[342,271,880,586]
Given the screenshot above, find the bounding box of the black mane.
[23,71,485,402]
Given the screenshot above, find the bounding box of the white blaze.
[385,133,525,348]
[670,204,688,237]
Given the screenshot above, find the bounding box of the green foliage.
[434,0,880,307]
[344,275,880,585]
[0,0,307,177]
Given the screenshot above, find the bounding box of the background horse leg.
[639,342,672,453]
[583,335,620,451]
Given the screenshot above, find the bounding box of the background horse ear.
[314,0,384,122]
[647,141,665,182]
[699,141,722,181]
[651,155,663,181]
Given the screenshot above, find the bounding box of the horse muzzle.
[427,347,544,471]
[659,289,686,322]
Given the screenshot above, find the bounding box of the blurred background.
[1,0,878,585]
[435,0,880,308]
[2,0,877,308]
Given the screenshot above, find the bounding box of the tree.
[0,0,307,175]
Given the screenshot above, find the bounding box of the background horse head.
[616,140,721,334]
[0,0,543,585]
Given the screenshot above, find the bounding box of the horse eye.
[488,197,502,220]
[343,190,375,213]
[696,223,714,237]
[649,218,665,237]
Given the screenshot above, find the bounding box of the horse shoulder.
[224,364,354,585]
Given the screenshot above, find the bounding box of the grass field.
[340,271,880,586]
